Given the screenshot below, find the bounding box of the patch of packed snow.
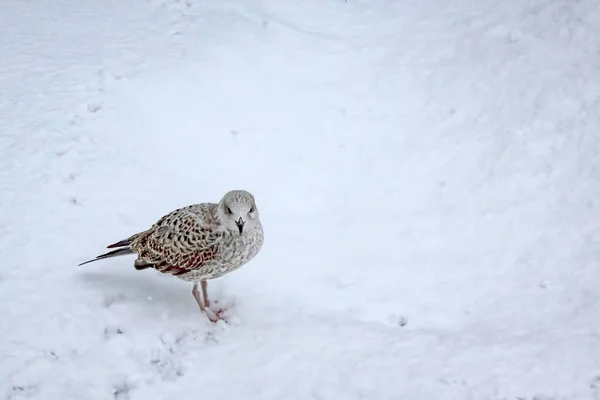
[2,0,600,399]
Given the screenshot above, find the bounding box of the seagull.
[79,189,264,322]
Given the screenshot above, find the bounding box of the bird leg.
[201,280,210,307]
[192,283,206,311]
[192,282,222,323]
[202,280,227,320]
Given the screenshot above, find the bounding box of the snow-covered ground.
[2,0,600,398]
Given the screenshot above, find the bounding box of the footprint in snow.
[103,293,127,308]
[6,384,39,400]
[104,325,125,341]
[387,314,408,327]
[112,379,135,400]
[87,103,102,113]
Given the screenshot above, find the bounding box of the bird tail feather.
[106,238,133,248]
[78,247,134,266]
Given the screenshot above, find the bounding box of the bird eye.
[249,207,255,213]
[226,207,232,214]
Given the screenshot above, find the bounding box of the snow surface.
[2,0,600,398]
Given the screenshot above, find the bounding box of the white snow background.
[1,0,600,399]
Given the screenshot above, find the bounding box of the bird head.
[217,190,260,235]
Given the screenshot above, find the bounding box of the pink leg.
[192,282,220,323]
[192,283,205,311]
[201,279,227,321]
[201,280,210,308]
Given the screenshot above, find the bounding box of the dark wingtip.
[78,247,134,267]
[106,239,131,249]
[78,258,99,266]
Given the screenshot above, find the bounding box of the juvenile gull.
[79,189,264,322]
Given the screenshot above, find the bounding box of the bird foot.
[204,306,227,323]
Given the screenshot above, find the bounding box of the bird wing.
[132,205,222,276]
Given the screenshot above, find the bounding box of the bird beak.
[235,217,245,234]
